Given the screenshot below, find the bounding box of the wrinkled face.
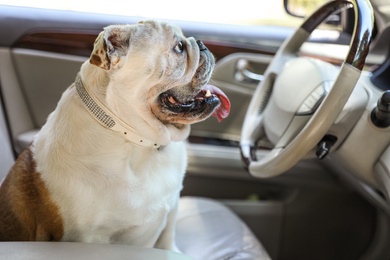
[89,20,230,125]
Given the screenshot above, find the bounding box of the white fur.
[31,21,216,249]
[33,58,187,250]
[33,80,186,247]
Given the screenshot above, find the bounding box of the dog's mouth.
[159,84,230,122]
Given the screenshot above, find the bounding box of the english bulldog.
[0,20,230,250]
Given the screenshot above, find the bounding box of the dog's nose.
[196,40,207,51]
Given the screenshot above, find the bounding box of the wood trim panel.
[12,30,274,60]
[12,31,99,57]
[12,30,347,65]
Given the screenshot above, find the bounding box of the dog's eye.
[174,41,184,53]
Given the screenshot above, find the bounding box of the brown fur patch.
[0,147,64,241]
[89,32,111,70]
[90,54,102,67]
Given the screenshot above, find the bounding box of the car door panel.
[0,95,14,179]
[0,48,34,151]
[12,49,86,127]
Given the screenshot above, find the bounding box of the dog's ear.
[90,31,110,70]
[89,26,131,70]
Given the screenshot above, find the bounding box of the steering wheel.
[240,0,374,178]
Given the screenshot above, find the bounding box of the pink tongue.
[203,84,231,122]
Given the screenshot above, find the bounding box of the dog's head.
[89,21,230,130]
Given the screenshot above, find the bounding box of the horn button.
[262,57,338,146]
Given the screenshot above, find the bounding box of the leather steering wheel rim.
[240,0,374,178]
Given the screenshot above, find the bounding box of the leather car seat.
[177,196,271,259]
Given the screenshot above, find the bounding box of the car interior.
[1,0,390,259]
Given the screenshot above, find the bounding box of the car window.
[0,0,330,28]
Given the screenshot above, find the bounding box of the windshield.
[0,0,305,27]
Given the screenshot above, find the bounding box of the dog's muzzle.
[159,88,219,114]
[157,39,230,122]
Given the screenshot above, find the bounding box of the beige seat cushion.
[176,196,271,260]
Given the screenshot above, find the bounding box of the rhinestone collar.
[75,75,161,149]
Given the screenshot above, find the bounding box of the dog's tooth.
[205,89,212,97]
[168,96,176,104]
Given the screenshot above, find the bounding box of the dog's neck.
[78,63,191,147]
[75,75,163,148]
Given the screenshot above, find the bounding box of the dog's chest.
[44,142,187,245]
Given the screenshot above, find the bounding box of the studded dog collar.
[75,75,161,149]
